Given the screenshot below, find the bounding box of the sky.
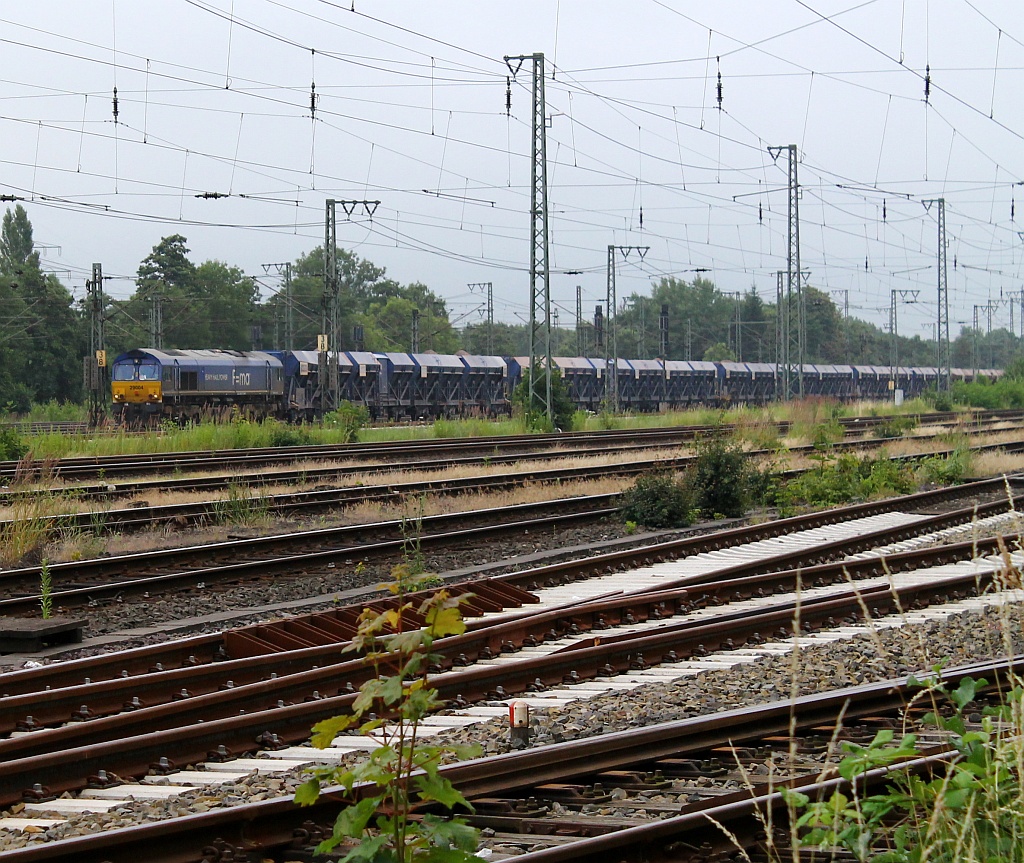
[1,0,1023,342]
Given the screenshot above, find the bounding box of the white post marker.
[509,700,530,747]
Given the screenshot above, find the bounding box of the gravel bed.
[62,521,634,634]
[9,485,1019,666]
[50,484,1022,650]
[2,594,1021,851]
[5,518,698,670]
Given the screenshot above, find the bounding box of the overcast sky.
[2,1,1023,341]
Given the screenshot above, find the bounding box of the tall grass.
[0,494,79,567]
[210,482,270,526]
[0,401,88,423]
[10,397,971,461]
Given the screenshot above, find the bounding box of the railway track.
[2,408,1018,485]
[0,462,1020,857]
[0,422,90,436]
[1,617,1020,860]
[3,414,1023,540]
[0,477,1020,810]
[0,471,1018,619]
[0,496,621,615]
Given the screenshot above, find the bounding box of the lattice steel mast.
[769,144,803,398]
[923,198,951,391]
[506,53,552,422]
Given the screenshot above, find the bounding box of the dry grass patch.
[969,451,1024,477]
[0,494,92,566]
[35,476,633,564]
[2,447,688,522]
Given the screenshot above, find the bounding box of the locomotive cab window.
[112,364,136,381]
[137,363,160,381]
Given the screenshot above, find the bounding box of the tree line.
[0,205,1018,410]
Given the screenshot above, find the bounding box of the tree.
[0,205,37,270]
[615,277,736,362]
[364,296,459,354]
[461,321,525,357]
[261,247,459,354]
[17,269,84,402]
[0,206,85,407]
[194,261,259,350]
[136,234,196,294]
[703,341,735,361]
[803,286,844,362]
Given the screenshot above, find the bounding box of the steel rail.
[3,411,1019,508]
[2,655,1019,863]
[0,499,621,615]
[3,462,1020,590]
[0,471,1015,679]
[0,470,1017,618]
[0,517,1013,731]
[0,527,1013,804]
[2,408,1017,483]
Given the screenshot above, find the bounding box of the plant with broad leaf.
[782,671,1024,863]
[295,563,481,862]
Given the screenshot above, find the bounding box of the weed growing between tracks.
[209,482,271,527]
[0,488,95,567]
[296,566,481,862]
[622,435,772,527]
[780,671,1024,862]
[722,510,1024,863]
[38,558,52,619]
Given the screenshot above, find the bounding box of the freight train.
[110,348,1000,425]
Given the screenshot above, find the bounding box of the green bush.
[780,452,917,507]
[811,419,844,447]
[266,420,314,448]
[323,401,369,443]
[925,388,955,412]
[621,472,695,529]
[690,436,755,519]
[872,415,918,439]
[788,674,1024,863]
[919,447,973,486]
[0,427,28,461]
[952,377,1024,410]
[512,364,577,432]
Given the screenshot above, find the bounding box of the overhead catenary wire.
[0,3,1020,332]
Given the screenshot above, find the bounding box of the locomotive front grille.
[112,381,162,404]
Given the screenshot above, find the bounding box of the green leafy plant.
[786,673,1024,863]
[0,426,28,461]
[918,447,973,486]
[296,565,481,862]
[872,415,918,439]
[212,482,270,525]
[400,495,428,576]
[812,418,844,447]
[511,363,577,432]
[266,420,314,447]
[779,452,917,508]
[621,472,695,529]
[324,401,370,443]
[39,558,52,619]
[690,435,756,519]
